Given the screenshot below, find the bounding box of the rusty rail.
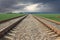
[0,15,27,38]
[34,16,60,35]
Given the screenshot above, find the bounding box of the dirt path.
[1,14,59,40]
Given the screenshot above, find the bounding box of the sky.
[0,0,60,13]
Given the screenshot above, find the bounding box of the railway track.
[34,16,60,34]
[34,16,60,40]
[0,15,27,38]
[0,14,60,40]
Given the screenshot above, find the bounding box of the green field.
[0,14,24,21]
[34,14,60,22]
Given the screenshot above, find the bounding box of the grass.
[34,14,60,22]
[0,14,24,21]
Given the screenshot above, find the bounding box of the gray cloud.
[0,0,60,12]
[0,0,17,12]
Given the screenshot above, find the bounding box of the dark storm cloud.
[47,0,60,12]
[32,0,59,3]
[0,0,17,7]
[17,0,59,3]
[0,0,17,12]
[0,0,60,12]
[12,5,26,10]
[24,0,60,12]
[32,0,60,12]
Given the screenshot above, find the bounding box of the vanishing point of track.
[0,14,60,40]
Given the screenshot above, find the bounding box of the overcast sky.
[0,0,60,13]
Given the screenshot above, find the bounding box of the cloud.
[18,3,53,12]
[0,0,17,12]
[0,0,60,13]
[24,4,39,11]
